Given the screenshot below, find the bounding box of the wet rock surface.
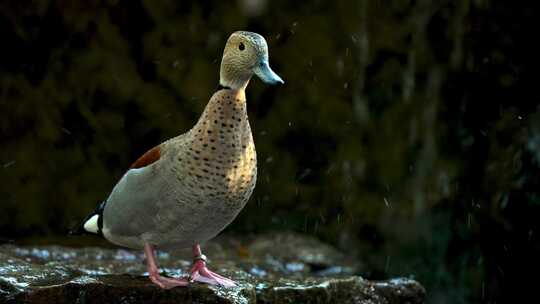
[0,233,425,303]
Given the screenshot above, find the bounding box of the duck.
[72,31,283,289]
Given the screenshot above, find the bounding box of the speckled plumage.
[78,31,282,288]
[102,89,256,249]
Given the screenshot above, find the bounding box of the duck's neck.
[219,61,252,90]
[193,89,248,134]
[219,77,251,91]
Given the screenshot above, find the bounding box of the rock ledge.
[0,233,425,304]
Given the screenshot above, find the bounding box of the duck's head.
[220,31,284,90]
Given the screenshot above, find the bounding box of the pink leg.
[188,244,236,287]
[144,243,188,289]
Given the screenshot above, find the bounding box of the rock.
[0,233,425,304]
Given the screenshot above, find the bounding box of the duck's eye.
[239,43,245,51]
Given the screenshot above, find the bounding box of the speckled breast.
[175,128,257,211]
[161,89,257,244]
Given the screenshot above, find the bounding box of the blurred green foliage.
[1,1,538,303]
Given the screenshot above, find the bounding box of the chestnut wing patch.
[130,146,161,169]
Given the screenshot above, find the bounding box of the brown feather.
[130,146,161,169]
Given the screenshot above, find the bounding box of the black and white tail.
[69,201,106,236]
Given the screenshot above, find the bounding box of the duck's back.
[102,89,257,249]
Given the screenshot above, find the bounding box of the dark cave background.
[1,1,539,303]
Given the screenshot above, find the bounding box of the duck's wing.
[130,146,161,169]
[101,141,172,238]
[73,143,166,238]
